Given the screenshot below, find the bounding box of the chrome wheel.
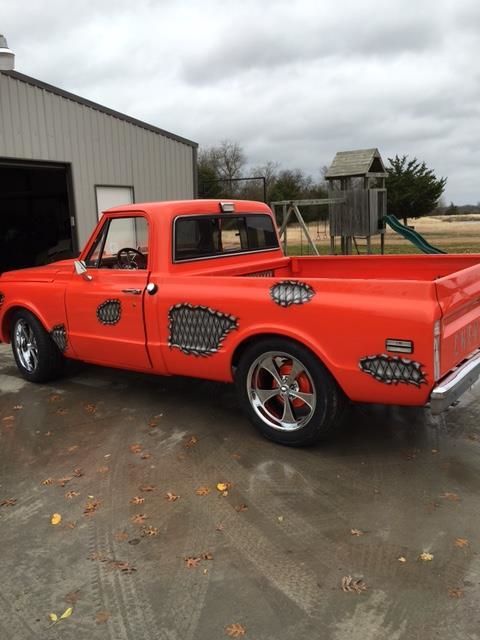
[246,351,316,431]
[14,319,39,373]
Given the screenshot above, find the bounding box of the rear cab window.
[174,214,278,262]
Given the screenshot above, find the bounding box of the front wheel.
[235,338,346,446]
[11,310,64,383]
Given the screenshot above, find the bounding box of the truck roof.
[103,199,272,217]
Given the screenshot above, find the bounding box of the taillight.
[434,320,441,380]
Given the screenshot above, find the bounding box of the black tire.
[11,309,64,383]
[235,338,346,446]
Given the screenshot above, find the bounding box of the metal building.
[0,35,197,273]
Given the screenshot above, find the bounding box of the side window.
[85,217,149,269]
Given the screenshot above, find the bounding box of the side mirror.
[74,260,93,281]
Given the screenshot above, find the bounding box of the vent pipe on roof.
[0,35,15,70]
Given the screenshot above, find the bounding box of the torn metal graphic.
[270,280,315,307]
[97,299,122,325]
[51,324,68,352]
[359,354,427,387]
[168,303,238,357]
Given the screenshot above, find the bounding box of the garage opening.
[0,160,76,274]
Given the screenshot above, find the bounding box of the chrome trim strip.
[430,348,480,414]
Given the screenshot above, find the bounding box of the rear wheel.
[11,310,64,383]
[236,338,345,446]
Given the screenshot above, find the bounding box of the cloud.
[2,0,480,203]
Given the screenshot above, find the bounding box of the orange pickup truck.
[1,199,480,445]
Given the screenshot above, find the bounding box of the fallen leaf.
[454,537,469,548]
[64,590,81,604]
[184,435,198,448]
[114,530,129,542]
[48,394,61,402]
[57,476,73,487]
[84,500,101,516]
[65,490,80,499]
[131,514,147,524]
[84,404,96,414]
[88,551,109,562]
[235,504,248,512]
[56,408,68,416]
[196,486,210,496]
[72,468,84,478]
[45,431,54,437]
[216,523,224,531]
[277,516,284,522]
[419,551,434,561]
[41,477,54,486]
[0,498,17,507]
[440,492,460,502]
[139,484,156,492]
[60,607,73,620]
[165,492,179,502]
[49,613,58,623]
[128,538,141,545]
[225,622,246,637]
[448,587,464,599]
[2,416,14,423]
[67,445,79,453]
[216,482,231,492]
[51,513,62,525]
[110,560,137,573]
[141,526,159,537]
[397,556,407,563]
[185,556,201,568]
[140,452,152,460]
[341,576,368,593]
[201,552,213,560]
[95,610,110,625]
[13,405,23,410]
[231,452,241,460]
[350,528,365,536]
[130,496,145,505]
[129,443,143,454]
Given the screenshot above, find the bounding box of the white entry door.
[96,186,134,219]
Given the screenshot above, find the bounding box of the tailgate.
[435,262,480,377]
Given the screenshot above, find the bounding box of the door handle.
[122,288,142,295]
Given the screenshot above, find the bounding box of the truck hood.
[0,259,75,282]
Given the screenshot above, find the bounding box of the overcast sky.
[3,0,480,203]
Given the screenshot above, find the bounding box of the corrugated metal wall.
[0,72,196,245]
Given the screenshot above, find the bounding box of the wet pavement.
[0,343,480,640]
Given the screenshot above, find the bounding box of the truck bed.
[187,253,480,282]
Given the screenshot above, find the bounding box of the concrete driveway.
[0,343,479,640]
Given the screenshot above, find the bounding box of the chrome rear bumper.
[430,348,480,414]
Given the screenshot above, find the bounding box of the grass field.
[283,214,480,255]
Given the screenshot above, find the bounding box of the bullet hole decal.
[97,299,122,325]
[359,355,427,387]
[51,324,68,353]
[270,281,315,307]
[168,303,238,357]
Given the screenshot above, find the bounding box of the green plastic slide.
[384,215,446,254]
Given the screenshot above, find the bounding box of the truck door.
[65,215,152,370]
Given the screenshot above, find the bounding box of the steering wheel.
[116,247,145,269]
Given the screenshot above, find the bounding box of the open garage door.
[0,160,76,274]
